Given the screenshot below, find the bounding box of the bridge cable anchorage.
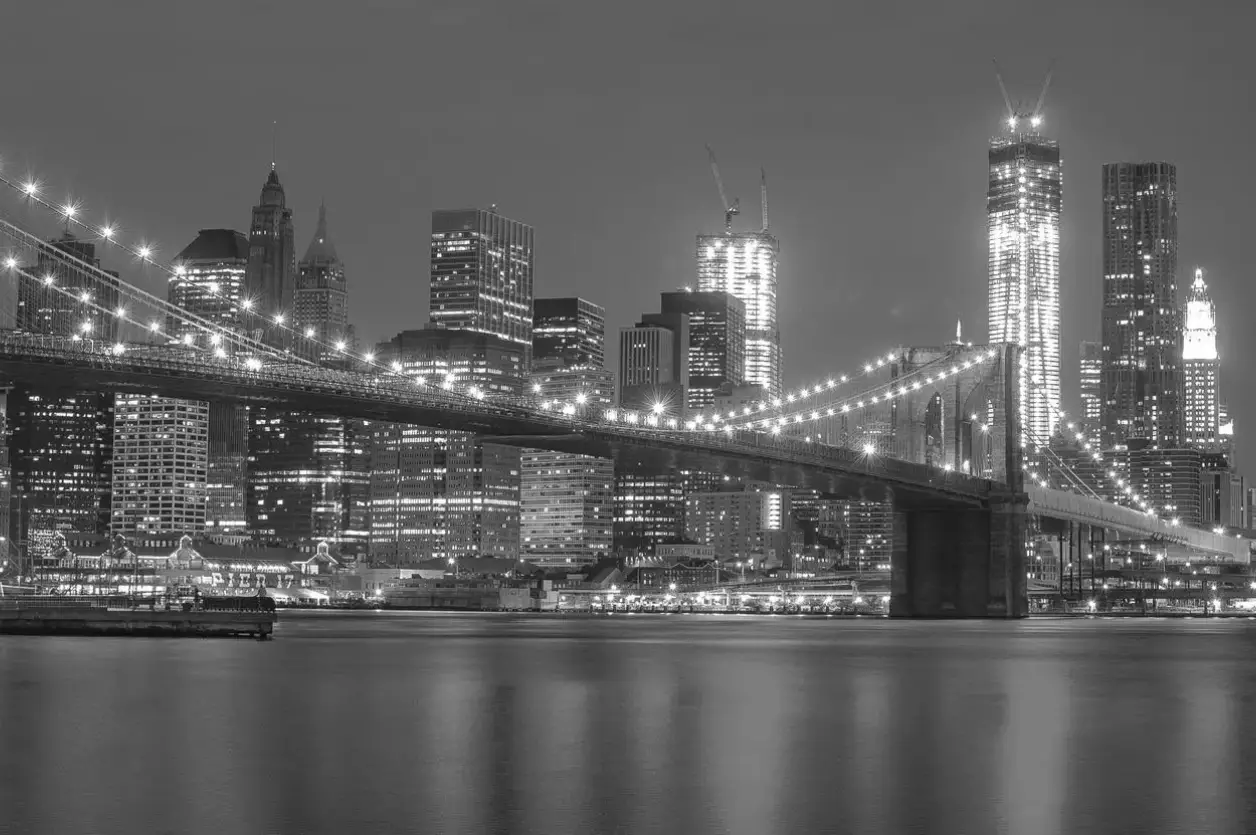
[687,347,1000,434]
[691,346,905,426]
[0,216,301,365]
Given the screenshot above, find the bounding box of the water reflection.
[2,615,1256,834]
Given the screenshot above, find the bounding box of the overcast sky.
[3,0,1254,468]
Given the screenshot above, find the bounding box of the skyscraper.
[1100,162,1181,448]
[618,315,688,418]
[369,329,524,564]
[7,386,113,545]
[988,106,1062,444]
[696,232,780,399]
[429,208,534,359]
[17,234,120,343]
[169,229,249,340]
[532,297,604,370]
[111,396,208,535]
[1183,268,1220,451]
[206,401,247,536]
[660,290,745,411]
[244,166,296,322]
[1079,341,1102,443]
[295,203,349,349]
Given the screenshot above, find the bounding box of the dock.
[0,596,278,638]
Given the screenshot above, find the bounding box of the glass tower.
[696,232,779,399]
[1079,341,1102,444]
[988,116,1061,445]
[1100,162,1181,448]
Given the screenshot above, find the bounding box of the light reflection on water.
[2,612,1256,834]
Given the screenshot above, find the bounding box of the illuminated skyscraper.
[1100,162,1181,448]
[296,203,349,348]
[532,297,604,371]
[244,166,296,320]
[660,290,745,411]
[17,234,120,342]
[618,315,688,419]
[429,208,533,360]
[987,106,1062,444]
[1183,267,1219,451]
[111,396,208,535]
[696,232,779,399]
[170,229,249,342]
[1079,341,1102,443]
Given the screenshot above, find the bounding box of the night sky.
[4,1,1254,469]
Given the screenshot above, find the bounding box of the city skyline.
[0,3,1251,473]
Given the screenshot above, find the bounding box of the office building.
[1080,341,1102,444]
[988,108,1062,444]
[820,500,893,571]
[1201,453,1244,530]
[618,315,688,418]
[1120,441,1202,527]
[369,329,523,564]
[532,297,604,370]
[111,396,208,535]
[1183,268,1220,451]
[429,208,534,358]
[206,402,247,535]
[612,470,686,557]
[17,234,120,343]
[169,229,249,340]
[7,386,113,547]
[696,232,780,399]
[295,203,349,350]
[1100,162,1182,448]
[660,290,745,411]
[685,486,790,564]
[244,165,296,325]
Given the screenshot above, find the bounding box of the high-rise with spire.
[296,203,348,348]
[1182,267,1220,451]
[987,67,1062,446]
[244,166,296,321]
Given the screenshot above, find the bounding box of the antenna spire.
[760,168,769,232]
[271,120,278,171]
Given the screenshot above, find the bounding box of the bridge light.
[43,274,55,285]
[113,305,126,318]
[149,321,160,332]
[138,245,152,260]
[862,442,876,456]
[100,225,115,240]
[245,357,262,371]
[62,202,79,219]
[363,352,375,364]
[273,313,285,325]
[840,404,849,413]
[241,299,254,310]
[214,347,226,358]
[112,343,126,356]
[576,393,588,405]
[786,393,795,403]
[875,359,884,368]
[3,257,15,269]
[864,364,872,373]
[826,379,835,388]
[770,425,781,436]
[651,402,665,416]
[772,398,782,407]
[335,340,347,352]
[924,376,933,384]
[22,181,39,196]
[78,290,91,303]
[79,321,91,333]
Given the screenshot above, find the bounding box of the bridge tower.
[890,344,1028,617]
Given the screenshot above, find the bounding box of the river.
[2,612,1256,834]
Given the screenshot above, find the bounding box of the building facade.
[1183,268,1220,451]
[1100,162,1182,448]
[169,229,249,341]
[369,329,524,564]
[429,208,534,359]
[206,401,247,536]
[1079,341,1102,444]
[696,232,780,399]
[17,234,120,343]
[295,203,349,351]
[660,290,745,411]
[685,487,789,563]
[111,396,208,535]
[988,117,1062,445]
[244,166,296,327]
[532,297,604,371]
[1120,442,1202,527]
[618,317,688,418]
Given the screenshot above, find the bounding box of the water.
[3,613,1256,835]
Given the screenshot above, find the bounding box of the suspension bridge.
[0,158,1244,618]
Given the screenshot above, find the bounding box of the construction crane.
[706,144,740,232]
[760,168,769,233]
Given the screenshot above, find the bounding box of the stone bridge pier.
[889,344,1028,618]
